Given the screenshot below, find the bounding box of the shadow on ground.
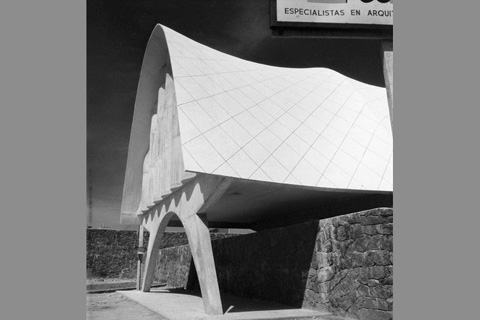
[150,288,310,314]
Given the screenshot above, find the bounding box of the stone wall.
[302,208,393,320]
[155,208,393,320]
[86,229,140,279]
[154,245,193,287]
[86,229,235,279]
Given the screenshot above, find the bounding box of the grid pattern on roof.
[162,26,392,192]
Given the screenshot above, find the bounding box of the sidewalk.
[87,292,168,320]
[119,288,348,320]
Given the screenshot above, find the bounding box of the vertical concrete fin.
[121,25,170,220]
[122,24,188,221]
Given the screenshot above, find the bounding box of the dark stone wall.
[212,222,318,306]
[86,229,235,279]
[156,222,318,304]
[154,245,193,287]
[303,208,393,320]
[155,208,393,320]
[86,229,140,279]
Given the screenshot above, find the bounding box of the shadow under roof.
[166,172,392,231]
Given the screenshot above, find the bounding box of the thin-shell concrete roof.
[167,26,392,190]
[121,25,392,221]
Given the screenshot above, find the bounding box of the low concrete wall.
[155,208,393,320]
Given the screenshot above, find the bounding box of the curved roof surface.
[122,25,392,219]
[167,26,392,189]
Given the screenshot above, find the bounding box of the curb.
[87,283,166,294]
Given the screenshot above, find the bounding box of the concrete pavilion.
[121,25,392,315]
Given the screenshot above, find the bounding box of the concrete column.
[182,213,222,315]
[382,41,393,127]
[141,212,170,292]
[141,224,163,292]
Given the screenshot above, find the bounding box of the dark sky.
[87,0,387,229]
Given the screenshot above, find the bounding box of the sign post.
[382,40,393,126]
[136,225,145,290]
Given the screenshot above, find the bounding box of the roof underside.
[166,172,392,231]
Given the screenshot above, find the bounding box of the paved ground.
[86,285,348,320]
[119,288,347,320]
[86,292,168,320]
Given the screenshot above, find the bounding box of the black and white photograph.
[5,1,479,320]
[87,1,393,319]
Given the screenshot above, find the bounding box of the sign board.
[276,0,393,26]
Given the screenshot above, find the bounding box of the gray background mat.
[0,0,477,319]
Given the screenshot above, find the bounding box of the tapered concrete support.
[181,213,222,315]
[382,41,393,127]
[141,211,171,292]
[139,174,231,315]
